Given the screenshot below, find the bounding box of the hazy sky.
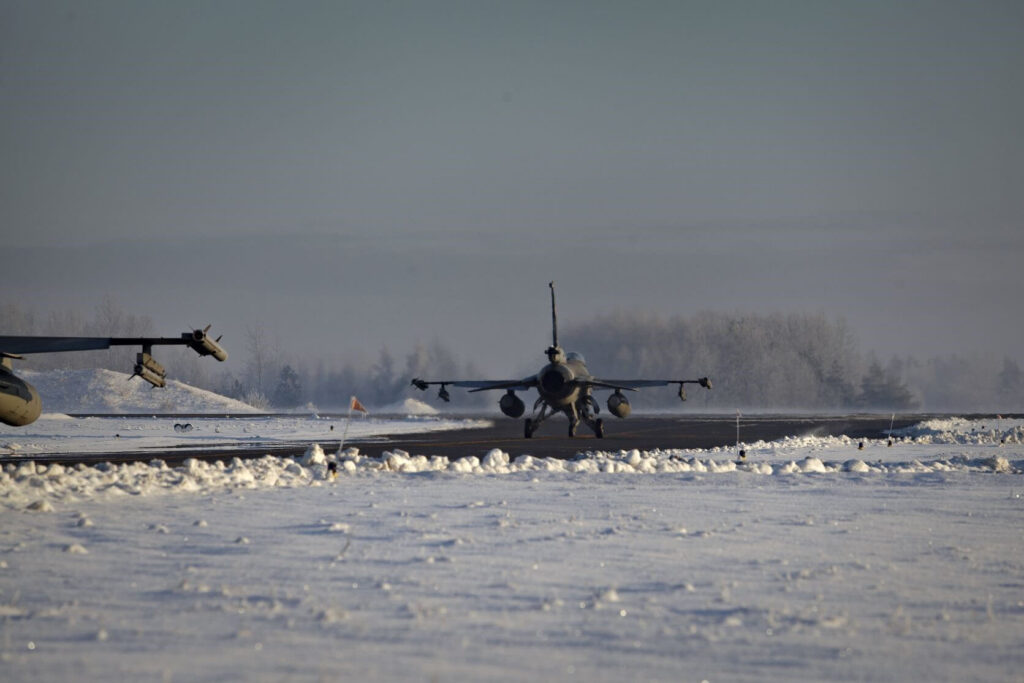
[3,1,1023,372]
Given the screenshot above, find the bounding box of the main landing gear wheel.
[594,419,604,438]
[524,418,534,439]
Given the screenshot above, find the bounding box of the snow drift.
[20,368,261,414]
[3,418,1021,511]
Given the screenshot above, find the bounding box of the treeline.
[211,332,486,411]
[565,311,862,409]
[4,302,1022,412]
[563,311,1024,412]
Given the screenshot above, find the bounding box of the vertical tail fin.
[549,281,558,348]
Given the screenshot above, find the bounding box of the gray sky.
[2,0,1023,372]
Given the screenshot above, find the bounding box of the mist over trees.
[3,302,1022,412]
[564,311,1022,412]
[563,311,862,410]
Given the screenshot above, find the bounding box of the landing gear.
[576,390,604,438]
[564,402,580,438]
[524,400,554,438]
[522,396,602,439]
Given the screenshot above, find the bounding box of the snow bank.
[3,416,1021,512]
[376,397,439,416]
[4,441,1020,513]
[895,416,1024,445]
[21,368,261,414]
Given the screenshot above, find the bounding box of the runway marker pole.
[339,401,352,453]
[736,410,745,459]
[339,396,369,454]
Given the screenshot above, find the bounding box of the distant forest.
[4,301,1023,412]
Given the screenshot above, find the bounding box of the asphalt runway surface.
[27,414,932,466]
[346,414,922,460]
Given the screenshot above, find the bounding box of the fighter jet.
[411,283,710,438]
[0,327,228,427]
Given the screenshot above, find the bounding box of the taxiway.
[21,414,924,465]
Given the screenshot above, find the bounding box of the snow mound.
[20,369,261,415]
[895,417,1024,445]
[3,440,1021,510]
[378,398,439,416]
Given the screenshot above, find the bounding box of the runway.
[26,413,928,466]
[344,413,921,460]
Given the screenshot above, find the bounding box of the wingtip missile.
[184,327,228,361]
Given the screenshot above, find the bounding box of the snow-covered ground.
[0,413,487,457]
[1,418,1023,681]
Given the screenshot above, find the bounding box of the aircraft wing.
[410,377,538,393]
[464,378,538,393]
[585,376,712,394]
[0,329,228,361]
[0,336,114,354]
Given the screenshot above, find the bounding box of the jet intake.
[184,328,229,362]
[499,390,525,418]
[607,391,631,419]
[538,364,573,395]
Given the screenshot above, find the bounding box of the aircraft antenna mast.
[549,281,559,348]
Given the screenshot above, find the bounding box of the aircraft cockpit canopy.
[565,351,586,365]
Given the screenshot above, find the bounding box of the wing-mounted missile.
[677,377,712,401]
[131,351,168,388]
[184,325,228,361]
[131,368,166,387]
[411,379,452,401]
